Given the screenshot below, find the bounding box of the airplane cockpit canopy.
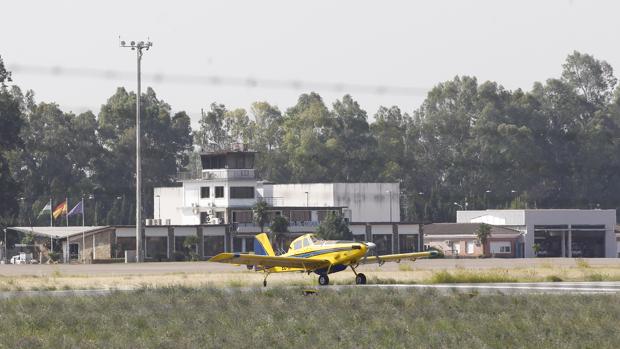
[289,234,322,251]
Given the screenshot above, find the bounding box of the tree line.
[1,50,619,227]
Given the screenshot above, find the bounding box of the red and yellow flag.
[52,200,68,219]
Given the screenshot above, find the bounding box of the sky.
[3,0,620,127]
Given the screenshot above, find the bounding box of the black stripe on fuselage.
[290,247,352,259]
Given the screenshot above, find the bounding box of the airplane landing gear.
[263,273,270,287]
[350,265,367,285]
[318,274,330,286]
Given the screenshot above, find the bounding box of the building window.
[490,242,512,254]
[399,235,418,253]
[466,241,475,254]
[146,237,167,260]
[233,236,255,252]
[215,186,224,198]
[200,212,210,224]
[230,186,255,199]
[232,210,253,223]
[204,235,225,257]
[200,187,210,198]
[372,235,392,255]
[115,237,136,258]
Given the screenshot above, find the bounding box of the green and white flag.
[37,201,52,218]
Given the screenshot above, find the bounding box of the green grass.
[427,270,519,283]
[0,287,619,348]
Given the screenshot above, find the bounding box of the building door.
[69,243,79,260]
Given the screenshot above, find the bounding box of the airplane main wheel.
[318,274,330,286]
[355,273,367,285]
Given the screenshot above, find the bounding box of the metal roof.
[423,223,521,238]
[8,226,111,239]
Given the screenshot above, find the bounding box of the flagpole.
[65,197,69,263]
[82,197,85,263]
[49,198,53,254]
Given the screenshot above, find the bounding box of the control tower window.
[215,186,224,198]
[230,186,255,199]
[200,187,210,198]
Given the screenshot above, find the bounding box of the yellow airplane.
[209,233,438,286]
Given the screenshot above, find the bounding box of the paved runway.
[2,258,620,276]
[2,281,619,299]
[342,282,620,295]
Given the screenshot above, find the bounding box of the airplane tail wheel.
[355,273,367,285]
[318,274,330,286]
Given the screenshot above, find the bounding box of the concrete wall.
[154,187,184,224]
[271,183,335,208]
[271,183,400,222]
[68,229,114,262]
[333,183,400,222]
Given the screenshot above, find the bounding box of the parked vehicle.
[10,252,33,264]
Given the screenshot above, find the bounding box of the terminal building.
[152,149,404,252]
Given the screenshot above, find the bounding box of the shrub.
[48,252,60,262]
[545,275,563,282]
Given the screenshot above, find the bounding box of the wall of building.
[271,183,400,222]
[457,209,617,258]
[333,183,400,222]
[270,183,335,208]
[154,187,184,224]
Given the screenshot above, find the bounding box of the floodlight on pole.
[120,37,153,263]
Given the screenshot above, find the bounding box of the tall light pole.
[485,189,492,209]
[2,228,6,263]
[304,192,308,207]
[156,195,161,219]
[386,190,392,222]
[88,194,97,226]
[120,39,152,263]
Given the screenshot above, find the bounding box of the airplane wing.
[359,251,438,265]
[209,253,330,270]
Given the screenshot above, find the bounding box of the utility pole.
[386,190,392,222]
[3,228,6,263]
[120,38,152,263]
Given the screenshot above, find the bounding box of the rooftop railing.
[176,169,255,181]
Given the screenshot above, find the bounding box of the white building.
[457,209,617,258]
[154,150,399,227]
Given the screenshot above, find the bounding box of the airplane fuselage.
[267,237,370,274]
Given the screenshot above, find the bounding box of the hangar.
[457,209,617,258]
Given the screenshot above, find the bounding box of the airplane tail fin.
[254,233,276,256]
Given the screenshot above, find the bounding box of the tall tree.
[281,92,334,182]
[195,103,229,151]
[330,95,375,181]
[561,51,617,108]
[95,87,192,224]
[0,55,22,219]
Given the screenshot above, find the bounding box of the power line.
[8,63,429,97]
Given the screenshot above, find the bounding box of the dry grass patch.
[0,287,619,348]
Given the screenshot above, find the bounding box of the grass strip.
[0,287,618,348]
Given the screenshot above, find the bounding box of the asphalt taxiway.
[1,281,619,299]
